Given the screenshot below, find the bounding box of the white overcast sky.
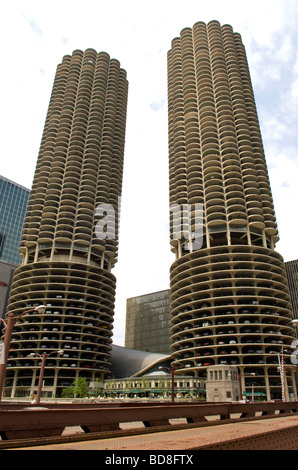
[1,0,298,345]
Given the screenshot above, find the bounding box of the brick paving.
[10,415,298,450]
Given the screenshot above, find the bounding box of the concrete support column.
[11,370,18,398]
[264,370,271,401]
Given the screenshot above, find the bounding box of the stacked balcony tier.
[168,21,278,258]
[170,246,297,399]
[5,261,115,396]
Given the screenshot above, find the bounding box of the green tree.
[62,377,89,398]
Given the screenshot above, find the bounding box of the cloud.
[150,99,166,111]
[28,18,43,38]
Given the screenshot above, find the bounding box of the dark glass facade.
[125,290,171,354]
[285,260,298,320]
[0,176,30,265]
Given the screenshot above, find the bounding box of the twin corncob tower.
[4,50,128,397]
[168,21,296,399]
[3,21,297,400]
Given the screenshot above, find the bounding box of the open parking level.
[1,400,298,449]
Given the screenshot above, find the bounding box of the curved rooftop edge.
[111,344,171,379]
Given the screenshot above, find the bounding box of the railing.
[0,400,297,442]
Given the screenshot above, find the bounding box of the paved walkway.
[10,415,298,450]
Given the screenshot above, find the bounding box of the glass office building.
[285,260,298,320]
[0,176,30,266]
[125,290,171,354]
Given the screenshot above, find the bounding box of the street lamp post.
[0,305,46,402]
[30,350,63,404]
[277,346,285,402]
[291,319,298,400]
[169,366,175,403]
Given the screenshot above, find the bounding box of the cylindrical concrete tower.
[168,21,297,400]
[4,49,128,398]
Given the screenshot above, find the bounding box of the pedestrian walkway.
[10,415,298,450]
